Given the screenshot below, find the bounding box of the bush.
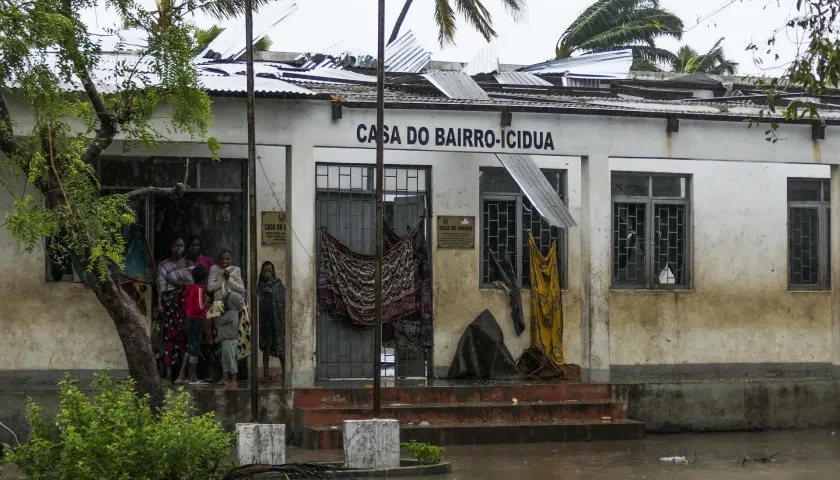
[400,440,443,465]
[2,372,234,480]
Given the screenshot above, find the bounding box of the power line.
[257,156,315,264]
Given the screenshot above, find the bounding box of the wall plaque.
[437,216,475,249]
[261,211,287,246]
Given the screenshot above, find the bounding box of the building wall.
[0,183,127,373]
[311,148,583,373]
[4,96,840,383]
[609,158,831,372]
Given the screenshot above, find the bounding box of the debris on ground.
[742,453,779,467]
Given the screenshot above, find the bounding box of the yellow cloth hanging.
[528,232,564,365]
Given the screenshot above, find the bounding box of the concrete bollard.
[236,423,286,465]
[343,419,400,470]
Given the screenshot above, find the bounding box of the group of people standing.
[154,236,286,388]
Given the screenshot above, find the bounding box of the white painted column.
[285,144,317,387]
[580,154,611,383]
[831,165,840,369]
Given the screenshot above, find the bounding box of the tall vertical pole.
[245,0,260,422]
[373,0,385,417]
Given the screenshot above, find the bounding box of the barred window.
[479,168,567,289]
[788,178,830,290]
[612,173,691,289]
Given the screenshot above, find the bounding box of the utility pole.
[245,0,260,423]
[373,0,385,417]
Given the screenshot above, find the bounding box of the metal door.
[315,164,431,379]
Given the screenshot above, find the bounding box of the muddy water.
[290,429,840,479]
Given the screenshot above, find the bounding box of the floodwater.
[289,429,840,480]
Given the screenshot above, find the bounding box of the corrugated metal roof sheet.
[385,31,431,73]
[288,68,376,83]
[200,75,316,95]
[423,71,489,100]
[495,71,552,86]
[518,49,632,79]
[495,154,577,228]
[463,40,499,76]
[197,0,298,60]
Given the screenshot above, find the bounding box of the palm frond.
[576,11,682,52]
[435,0,457,46]
[499,0,525,21]
[454,0,496,43]
[196,0,276,22]
[557,0,683,59]
[631,57,662,72]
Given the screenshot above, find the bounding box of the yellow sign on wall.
[261,211,287,246]
[437,216,475,249]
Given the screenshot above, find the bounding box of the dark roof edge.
[338,99,839,126]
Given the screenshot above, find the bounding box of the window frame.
[611,172,692,290]
[478,168,568,290]
[787,178,830,291]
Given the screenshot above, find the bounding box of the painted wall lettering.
[355,124,555,151]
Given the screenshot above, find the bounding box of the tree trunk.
[388,0,414,45]
[86,270,165,411]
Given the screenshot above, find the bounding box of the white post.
[285,144,317,387]
[236,423,286,465]
[580,154,611,383]
[343,419,400,469]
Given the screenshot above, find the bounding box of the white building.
[3,56,840,387]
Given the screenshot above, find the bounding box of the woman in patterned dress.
[156,237,194,383]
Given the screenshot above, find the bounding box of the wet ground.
[288,429,840,479]
[3,429,839,478]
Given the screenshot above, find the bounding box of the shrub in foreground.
[2,372,233,480]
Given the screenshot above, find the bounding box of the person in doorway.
[258,261,285,383]
[216,291,244,389]
[186,236,216,273]
[186,236,218,382]
[156,237,194,383]
[208,249,245,301]
[179,265,210,385]
[208,250,251,376]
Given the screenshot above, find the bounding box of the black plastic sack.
[447,309,522,380]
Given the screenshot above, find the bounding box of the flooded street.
[290,429,840,479]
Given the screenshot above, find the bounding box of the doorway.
[315,164,431,379]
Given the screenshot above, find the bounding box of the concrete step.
[296,399,627,427]
[301,419,645,450]
[293,383,612,407]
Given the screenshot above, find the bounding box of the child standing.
[178,265,210,385]
[217,291,243,388]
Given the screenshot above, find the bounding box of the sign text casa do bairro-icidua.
[356,124,555,151]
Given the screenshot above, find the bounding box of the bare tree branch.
[0,89,19,157]
[77,67,119,164]
[126,183,187,199]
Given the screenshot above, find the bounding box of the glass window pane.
[612,174,648,196]
[824,181,831,202]
[653,203,688,286]
[788,179,822,202]
[199,160,243,189]
[482,199,518,284]
[99,157,197,188]
[788,207,821,286]
[652,176,687,197]
[613,202,647,286]
[480,168,520,194]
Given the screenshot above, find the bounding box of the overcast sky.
[82,0,805,76]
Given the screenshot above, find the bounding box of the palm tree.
[555,0,683,66]
[669,38,738,75]
[194,25,273,53]
[151,0,275,30]
[388,0,526,47]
